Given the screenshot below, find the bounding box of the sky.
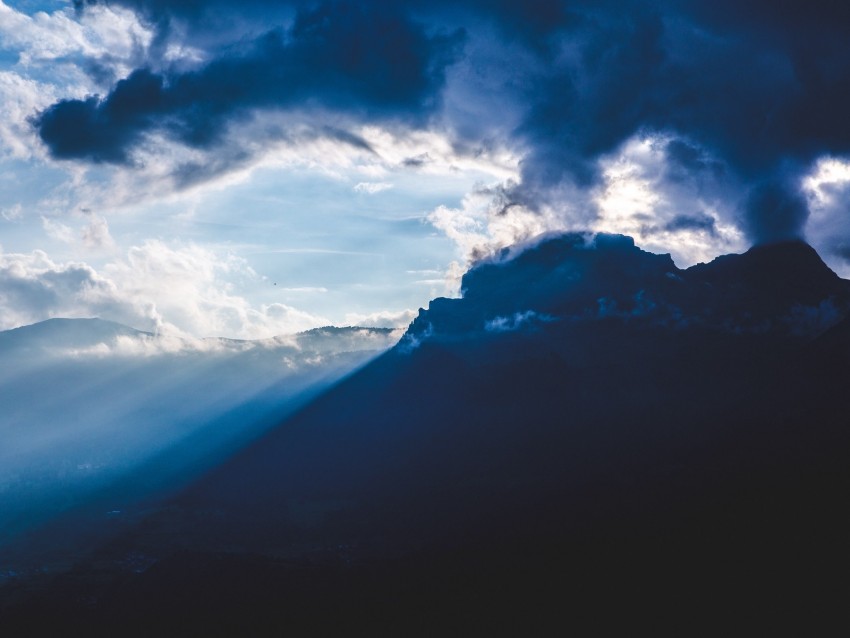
[3,0,850,339]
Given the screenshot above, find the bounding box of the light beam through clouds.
[0,317,400,544]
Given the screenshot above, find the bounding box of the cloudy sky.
[3,0,850,339]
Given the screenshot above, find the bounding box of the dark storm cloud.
[48,1,850,243]
[430,2,849,245]
[512,9,665,192]
[664,213,717,236]
[497,0,850,243]
[82,0,574,35]
[663,139,726,184]
[401,153,430,168]
[38,1,464,163]
[38,69,165,163]
[744,178,810,245]
[169,125,374,190]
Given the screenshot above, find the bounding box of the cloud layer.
[36,1,850,250]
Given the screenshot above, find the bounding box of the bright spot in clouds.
[803,157,850,276]
[593,136,745,267]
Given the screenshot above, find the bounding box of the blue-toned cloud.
[498,0,850,245]
[37,2,464,163]
[12,0,850,288]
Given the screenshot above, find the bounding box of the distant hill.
[0,318,150,355]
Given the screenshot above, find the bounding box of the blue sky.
[3,0,850,338]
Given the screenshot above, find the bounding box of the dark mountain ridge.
[3,233,849,635]
[405,233,850,345]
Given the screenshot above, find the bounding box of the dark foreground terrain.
[2,234,849,635]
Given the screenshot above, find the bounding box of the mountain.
[3,235,849,635]
[404,234,850,344]
[0,317,150,356]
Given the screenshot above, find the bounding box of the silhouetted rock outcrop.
[405,233,850,346]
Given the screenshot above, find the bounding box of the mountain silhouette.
[3,234,849,635]
[404,233,850,344]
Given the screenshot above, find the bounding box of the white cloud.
[80,213,115,249]
[360,124,520,181]
[0,247,150,331]
[344,308,418,329]
[0,71,56,160]
[0,241,329,338]
[428,186,566,265]
[0,203,21,221]
[591,134,745,266]
[803,156,850,277]
[259,302,327,334]
[442,260,466,297]
[0,1,151,68]
[101,240,329,338]
[40,215,75,243]
[397,321,432,353]
[428,133,749,271]
[39,211,115,250]
[353,181,393,194]
[64,112,522,212]
[484,310,552,333]
[54,333,229,358]
[405,261,466,298]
